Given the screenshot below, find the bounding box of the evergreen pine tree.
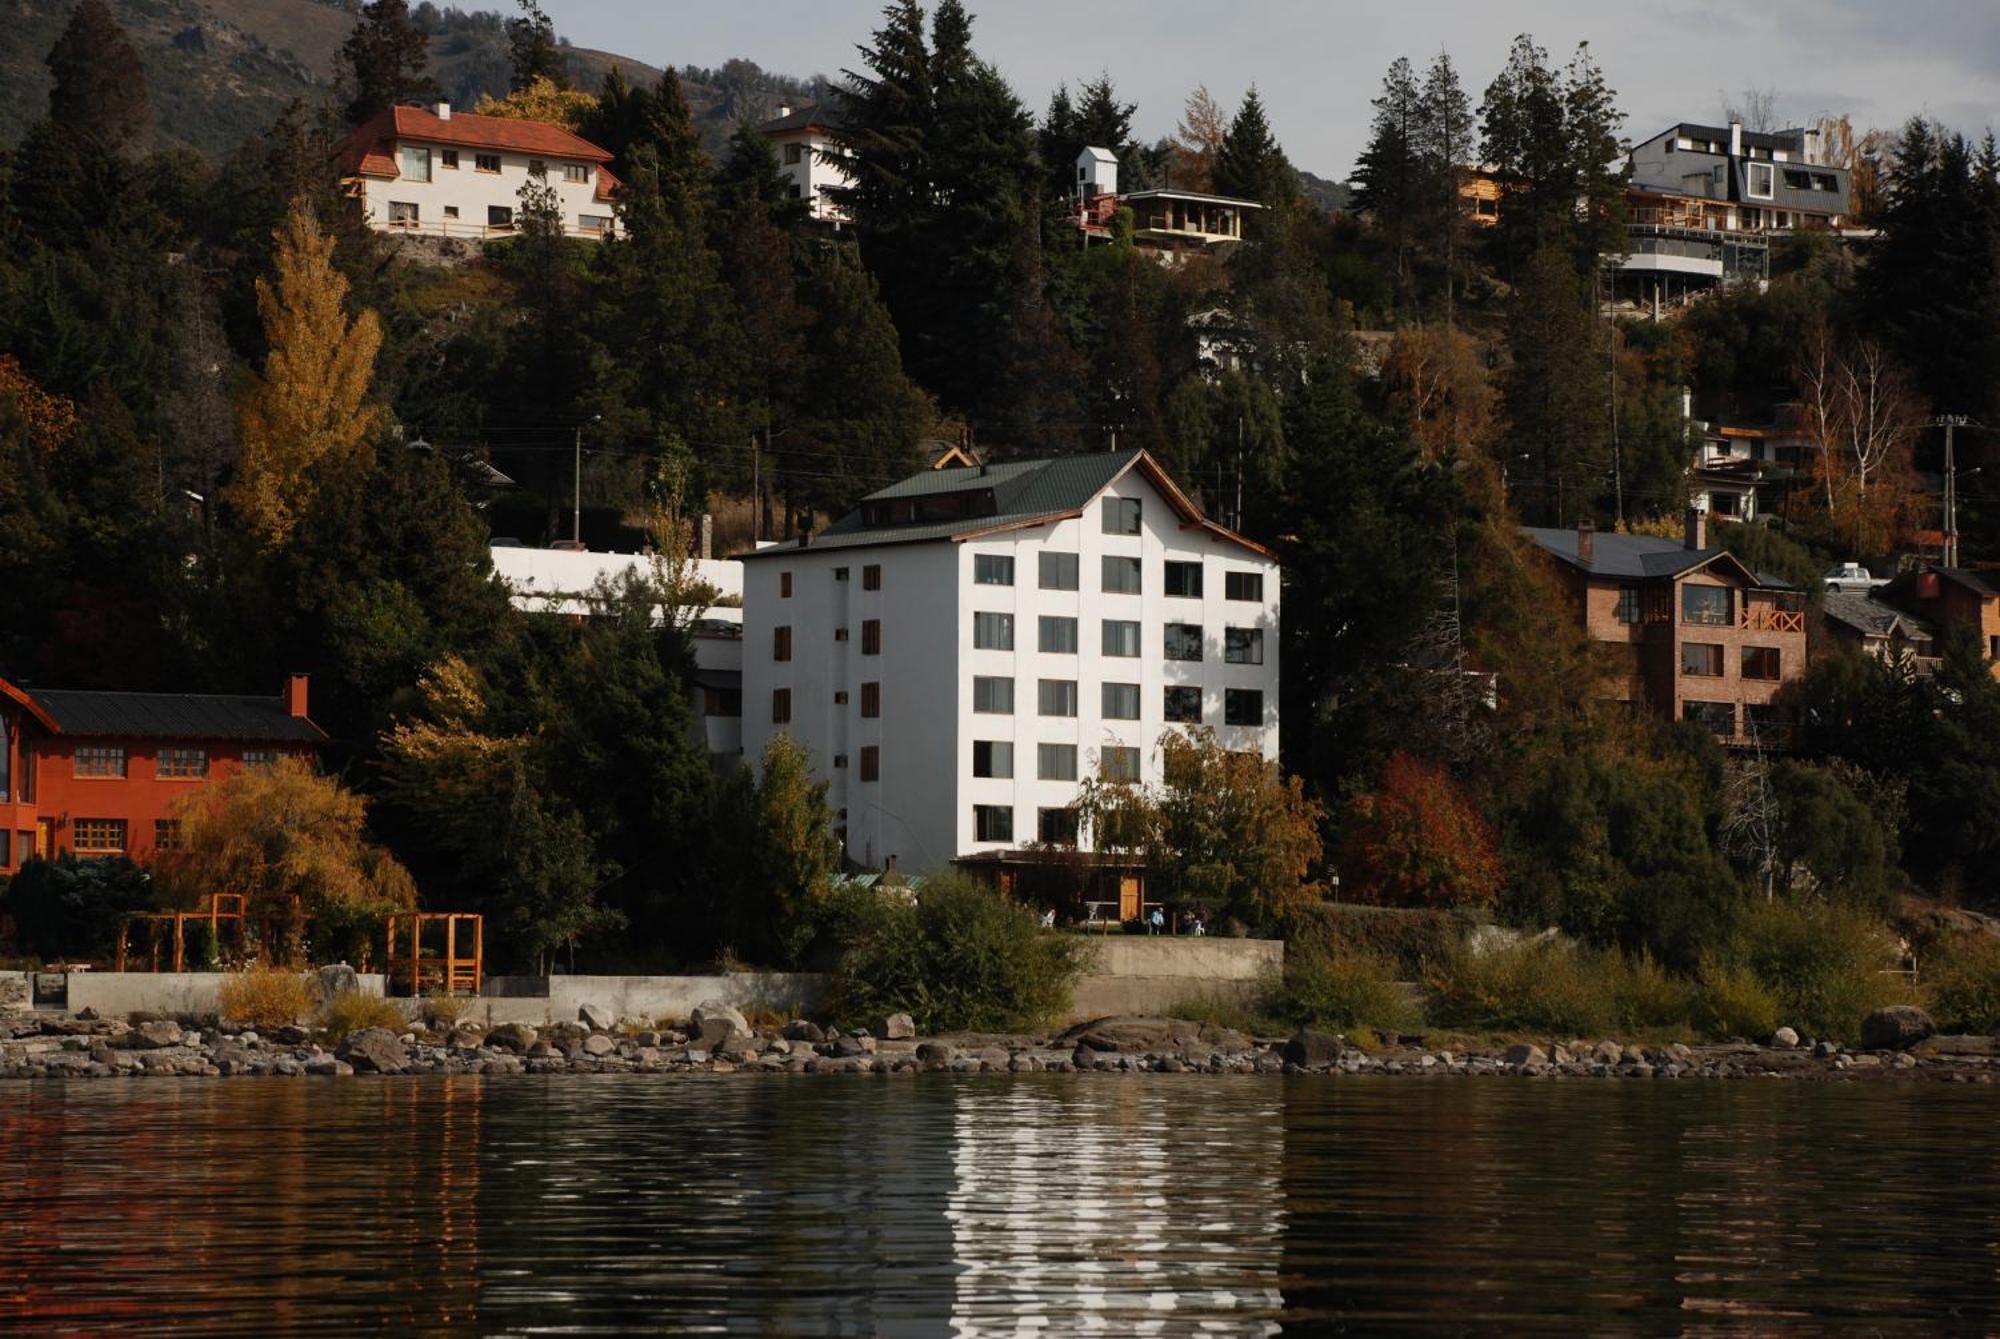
[1352,57,1425,309]
[46,0,148,148]
[1419,52,1474,325]
[338,0,439,125]
[1214,88,1298,209]
[1501,239,1608,525]
[505,0,564,90]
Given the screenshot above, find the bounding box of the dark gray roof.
[1671,122,1805,152]
[27,689,326,742]
[1823,590,1932,640]
[757,104,839,135]
[1521,526,1738,581]
[1937,567,2000,599]
[745,451,1145,557]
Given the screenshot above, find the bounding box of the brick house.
[0,675,325,872]
[1522,512,1808,744]
[1880,566,2000,680]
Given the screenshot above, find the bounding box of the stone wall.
[64,972,387,1019]
[1067,936,1282,1022]
[0,971,27,1013]
[472,973,826,1028]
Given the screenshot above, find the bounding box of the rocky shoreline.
[4,1003,1997,1083]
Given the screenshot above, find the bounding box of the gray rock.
[339,1028,409,1075]
[783,1019,825,1043]
[310,963,362,1008]
[881,1012,916,1040]
[1503,1043,1547,1066]
[1861,1005,1935,1052]
[914,1041,957,1066]
[273,1025,312,1046]
[304,1054,352,1076]
[486,1023,538,1053]
[481,1054,524,1075]
[832,1034,870,1059]
[691,999,750,1048]
[273,1056,305,1076]
[1771,1026,1801,1048]
[581,1034,616,1057]
[578,1003,616,1032]
[1282,1028,1343,1068]
[128,1020,184,1050]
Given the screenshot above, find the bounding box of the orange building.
[1880,566,2000,680]
[0,674,324,872]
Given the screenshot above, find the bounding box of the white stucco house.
[339,103,620,239]
[739,449,1281,886]
[755,104,853,225]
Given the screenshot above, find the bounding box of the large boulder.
[783,1019,826,1043]
[485,1023,538,1054]
[339,1027,409,1075]
[127,1019,184,1050]
[310,964,362,1009]
[1282,1028,1344,1069]
[578,1003,616,1032]
[1503,1042,1547,1067]
[690,1000,750,1048]
[880,1012,916,1041]
[1860,1005,1935,1052]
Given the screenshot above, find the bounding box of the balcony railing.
[378,218,614,241]
[1743,603,1807,633]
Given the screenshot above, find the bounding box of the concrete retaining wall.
[0,971,27,1013]
[64,972,387,1020]
[1066,936,1282,1022]
[470,973,826,1028]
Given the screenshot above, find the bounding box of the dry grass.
[321,993,409,1041]
[216,967,314,1031]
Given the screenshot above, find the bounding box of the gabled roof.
[757,104,840,136]
[1823,590,1933,641]
[339,106,614,180]
[1936,567,2000,600]
[6,682,326,743]
[1078,145,1119,164]
[1520,526,1761,584]
[739,449,1275,560]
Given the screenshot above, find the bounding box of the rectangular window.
[1038,743,1078,781]
[72,818,126,855]
[487,205,514,228]
[563,162,589,183]
[859,746,880,782]
[784,142,804,165]
[1102,682,1140,720]
[703,687,742,717]
[1039,616,1078,654]
[388,200,420,224]
[242,749,278,770]
[1164,623,1203,662]
[834,690,848,705]
[153,819,181,852]
[580,214,614,234]
[444,206,460,219]
[1224,627,1264,665]
[1681,585,1733,627]
[1164,685,1202,723]
[1100,746,1141,783]
[475,153,501,173]
[973,676,1014,714]
[1615,586,1641,625]
[441,149,459,169]
[1102,497,1142,535]
[1747,161,1774,199]
[833,754,848,770]
[1038,551,1079,590]
[528,158,547,177]
[973,740,1014,778]
[773,626,793,661]
[1101,620,1141,657]
[400,145,431,182]
[1225,571,1264,602]
[1684,700,1735,738]
[157,748,207,780]
[1101,556,1142,594]
[1224,689,1264,727]
[973,804,1013,842]
[1038,679,1078,717]
[74,745,126,778]
[863,564,882,591]
[780,571,793,598]
[860,682,880,717]
[973,554,1014,586]
[1681,643,1724,677]
[1742,646,1782,681]
[834,627,849,642]
[1165,560,1203,598]
[835,567,850,582]
[1038,807,1079,845]
[771,689,792,724]
[973,612,1014,650]
[862,620,881,655]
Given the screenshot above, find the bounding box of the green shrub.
[1723,899,1915,1043]
[4,856,156,961]
[829,873,1092,1033]
[1289,902,1478,978]
[1604,951,1697,1031]
[1696,958,1781,1041]
[1922,933,2000,1033]
[1268,939,1422,1033]
[1427,937,1613,1034]
[320,993,409,1041]
[420,990,472,1029]
[217,967,314,1030]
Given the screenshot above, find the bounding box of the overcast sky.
[539,0,2000,178]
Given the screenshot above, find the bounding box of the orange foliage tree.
[1339,751,1503,908]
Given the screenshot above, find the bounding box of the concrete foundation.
[472,973,827,1028]
[1066,936,1282,1022]
[62,972,387,1020]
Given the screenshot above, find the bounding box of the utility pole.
[1234,415,1244,531]
[1942,414,1966,567]
[751,431,761,543]
[1605,267,1624,528]
[572,423,583,545]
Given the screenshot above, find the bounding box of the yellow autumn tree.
[473,76,598,131]
[228,197,383,551]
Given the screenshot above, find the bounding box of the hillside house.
[1072,148,1261,260]
[1523,512,1808,745]
[739,449,1280,904]
[0,675,324,872]
[1881,567,2000,679]
[756,104,853,226]
[1822,590,1939,672]
[338,103,619,239]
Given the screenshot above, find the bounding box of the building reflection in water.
[945,1080,1284,1336]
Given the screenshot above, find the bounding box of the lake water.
[3,1075,1997,1334]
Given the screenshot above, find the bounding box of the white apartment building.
[756,105,853,225]
[338,103,620,240]
[740,449,1280,876]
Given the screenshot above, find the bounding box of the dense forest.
[5,0,2000,1007]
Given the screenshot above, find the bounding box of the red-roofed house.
[338,102,620,240]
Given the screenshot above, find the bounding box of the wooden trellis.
[116,893,248,972]
[384,913,483,997]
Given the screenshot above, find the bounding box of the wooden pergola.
[384,912,483,997]
[115,893,249,972]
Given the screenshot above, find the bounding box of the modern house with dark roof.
[1880,566,2000,679]
[0,675,324,872]
[738,449,1279,910]
[755,104,852,226]
[1522,511,1808,744]
[1070,146,1262,260]
[337,103,620,240]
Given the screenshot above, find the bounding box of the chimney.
[1801,125,1821,165]
[1576,518,1596,566]
[775,105,792,120]
[435,101,452,121]
[1728,120,1742,158]
[1684,505,1708,551]
[698,513,713,561]
[285,673,310,719]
